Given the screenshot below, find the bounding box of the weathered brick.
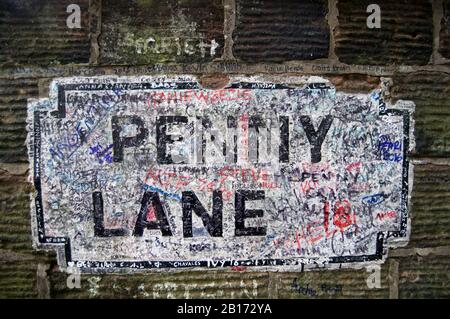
[233,0,329,62]
[328,74,381,93]
[335,0,433,65]
[398,255,450,298]
[0,171,34,253]
[0,0,91,66]
[391,72,450,156]
[440,0,450,59]
[277,267,389,298]
[0,260,39,298]
[0,78,38,163]
[99,0,224,65]
[409,164,450,248]
[49,271,270,299]
[0,167,57,299]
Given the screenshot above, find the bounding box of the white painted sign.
[27,76,414,271]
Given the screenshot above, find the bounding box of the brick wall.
[0,0,449,299]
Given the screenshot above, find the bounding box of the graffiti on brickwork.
[26,76,415,272]
[120,33,219,58]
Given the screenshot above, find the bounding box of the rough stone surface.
[398,255,450,298]
[0,259,39,298]
[328,74,380,93]
[335,0,434,65]
[277,267,389,298]
[99,0,224,65]
[391,72,450,157]
[0,78,38,163]
[0,0,91,66]
[409,164,450,248]
[0,170,34,252]
[49,270,270,298]
[439,0,450,59]
[233,0,330,62]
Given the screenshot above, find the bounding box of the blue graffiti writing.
[378,135,402,163]
[89,143,114,164]
[142,184,182,201]
[362,193,387,206]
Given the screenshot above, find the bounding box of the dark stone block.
[233,0,330,62]
[391,72,450,156]
[99,0,224,65]
[439,0,450,59]
[409,165,450,248]
[0,78,38,163]
[335,0,433,65]
[0,0,91,66]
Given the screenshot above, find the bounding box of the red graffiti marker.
[333,200,355,231]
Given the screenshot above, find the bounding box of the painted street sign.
[27,76,414,272]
